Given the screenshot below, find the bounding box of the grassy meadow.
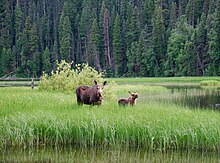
[107,76,220,86]
[0,77,220,151]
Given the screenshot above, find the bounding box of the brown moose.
[76,80,107,105]
[118,91,138,106]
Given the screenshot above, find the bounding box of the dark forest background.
[0,0,220,78]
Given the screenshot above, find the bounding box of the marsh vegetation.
[1,79,220,153]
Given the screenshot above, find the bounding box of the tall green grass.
[200,80,220,86]
[108,76,220,85]
[0,87,220,151]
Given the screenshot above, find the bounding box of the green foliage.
[200,80,219,86]
[0,51,2,76]
[165,16,194,77]
[39,60,103,93]
[1,48,14,75]
[90,18,102,71]
[59,14,72,61]
[42,47,52,74]
[1,0,220,78]
[113,14,123,77]
[152,5,166,76]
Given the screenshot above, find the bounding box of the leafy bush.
[200,80,219,86]
[39,60,104,93]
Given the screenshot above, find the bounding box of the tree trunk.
[103,7,111,67]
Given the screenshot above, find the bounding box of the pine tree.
[178,0,182,16]
[1,48,7,75]
[90,18,101,72]
[216,0,220,53]
[0,0,12,49]
[152,5,166,76]
[120,0,128,75]
[79,0,91,63]
[126,42,140,77]
[0,0,14,77]
[126,5,140,48]
[14,3,23,69]
[103,5,112,71]
[1,47,14,75]
[142,0,155,26]
[208,0,216,15]
[207,0,220,75]
[30,23,40,76]
[207,28,219,75]
[185,0,195,26]
[169,2,177,30]
[113,14,123,76]
[59,14,72,62]
[194,14,208,76]
[0,53,2,76]
[139,20,154,77]
[42,47,52,74]
[20,16,39,77]
[20,16,32,77]
[165,16,194,76]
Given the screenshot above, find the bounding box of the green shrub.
[39,60,103,93]
[200,80,219,86]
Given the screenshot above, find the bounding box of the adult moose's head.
[76,80,107,105]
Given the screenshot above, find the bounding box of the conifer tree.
[139,20,154,77]
[59,14,72,62]
[14,3,23,69]
[103,5,112,73]
[165,16,194,76]
[126,5,140,48]
[209,0,220,75]
[113,14,123,76]
[42,47,52,74]
[98,1,105,68]
[169,2,177,30]
[29,24,40,76]
[1,48,14,74]
[90,18,101,72]
[185,0,195,26]
[1,48,7,74]
[0,0,12,49]
[194,14,208,76]
[152,5,166,76]
[20,16,39,77]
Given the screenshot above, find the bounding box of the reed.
[0,86,220,151]
[200,80,220,86]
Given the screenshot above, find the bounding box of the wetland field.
[0,77,220,162]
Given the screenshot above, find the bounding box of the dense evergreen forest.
[0,0,220,78]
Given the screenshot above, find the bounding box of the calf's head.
[128,91,138,99]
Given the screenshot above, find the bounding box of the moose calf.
[118,91,138,106]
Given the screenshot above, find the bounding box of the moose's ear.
[94,80,98,85]
[103,81,107,86]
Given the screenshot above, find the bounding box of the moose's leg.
[76,88,83,105]
[77,98,83,105]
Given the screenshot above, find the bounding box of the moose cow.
[118,91,138,106]
[76,80,107,105]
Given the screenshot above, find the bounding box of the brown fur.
[118,91,138,106]
[76,80,107,105]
